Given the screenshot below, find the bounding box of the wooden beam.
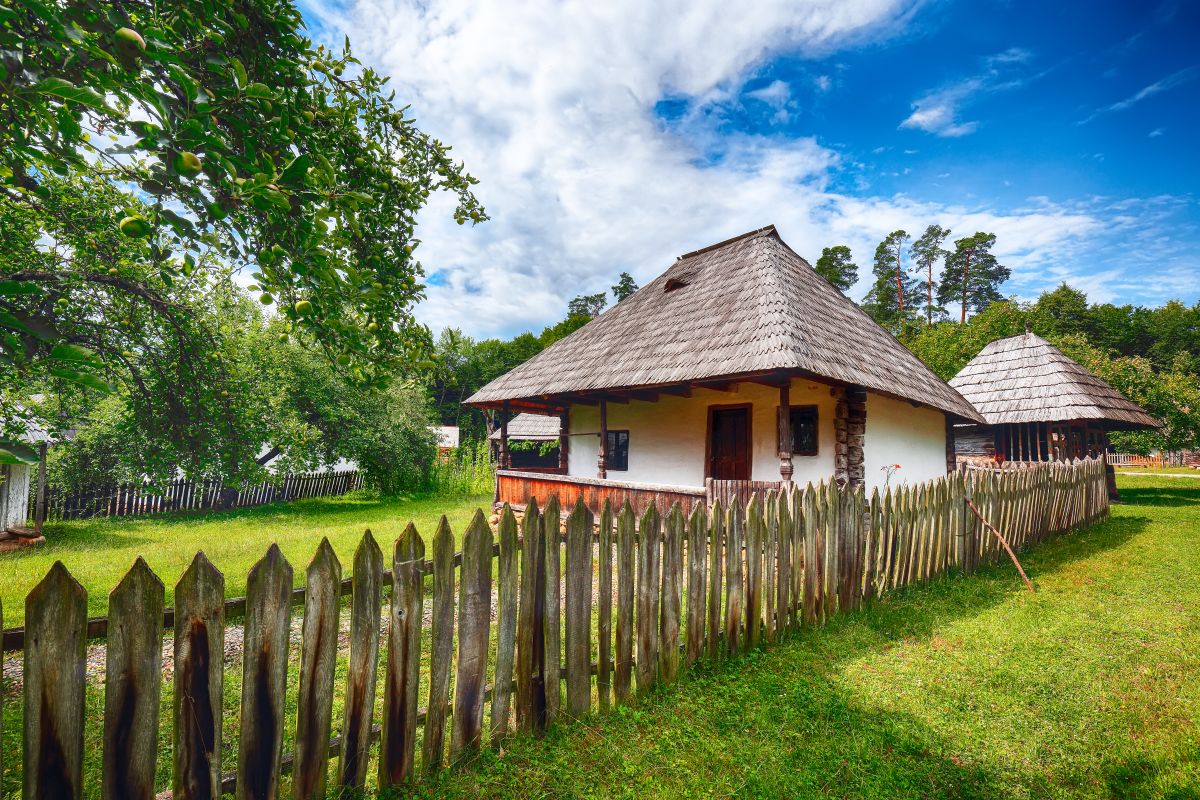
[558,410,569,473]
[658,384,693,398]
[597,400,608,480]
[499,400,511,470]
[777,384,793,482]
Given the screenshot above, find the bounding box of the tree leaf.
[0,280,43,296]
[0,440,41,465]
[50,342,99,364]
[34,77,113,114]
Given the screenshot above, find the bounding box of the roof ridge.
[676,224,776,261]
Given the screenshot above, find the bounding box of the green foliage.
[903,301,1028,380]
[1056,337,1200,453]
[426,439,495,496]
[0,0,484,454]
[813,245,857,292]
[863,230,918,331]
[611,272,639,302]
[909,224,951,326]
[937,232,1009,322]
[567,292,607,319]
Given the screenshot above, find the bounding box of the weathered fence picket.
[423,519,455,771]
[450,511,493,760]
[338,533,383,789]
[490,504,520,743]
[294,540,340,800]
[380,523,424,784]
[103,557,163,800]
[3,458,1109,798]
[235,544,292,800]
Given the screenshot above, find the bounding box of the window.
[606,430,629,471]
[788,405,818,456]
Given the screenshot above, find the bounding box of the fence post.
[451,510,493,760]
[294,540,341,800]
[24,562,87,800]
[381,523,424,785]
[103,557,164,800]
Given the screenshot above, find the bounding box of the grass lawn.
[0,490,491,629]
[419,474,1200,799]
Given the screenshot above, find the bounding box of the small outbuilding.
[949,331,1158,497]
[466,225,984,514]
[0,420,51,551]
[488,413,562,470]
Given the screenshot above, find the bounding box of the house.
[465,225,984,513]
[432,425,460,458]
[488,413,562,470]
[949,331,1158,470]
[0,420,51,551]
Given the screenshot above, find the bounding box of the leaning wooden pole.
[964,495,1034,593]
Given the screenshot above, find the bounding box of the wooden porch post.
[34,441,47,535]
[597,399,608,479]
[499,400,511,470]
[558,408,570,473]
[777,383,793,482]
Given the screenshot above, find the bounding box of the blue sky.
[300,0,1199,338]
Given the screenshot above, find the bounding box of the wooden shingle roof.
[488,413,561,441]
[467,226,983,422]
[949,332,1158,429]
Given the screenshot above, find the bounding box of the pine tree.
[611,272,639,301]
[813,245,858,292]
[937,232,1010,322]
[910,224,951,327]
[863,230,917,328]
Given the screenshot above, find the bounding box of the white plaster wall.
[567,379,838,488]
[862,393,948,493]
[0,464,30,530]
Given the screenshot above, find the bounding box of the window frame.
[606,429,630,472]
[785,404,819,457]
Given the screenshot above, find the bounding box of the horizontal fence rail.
[0,458,1109,797]
[29,469,363,522]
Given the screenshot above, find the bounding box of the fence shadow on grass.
[1116,484,1200,509]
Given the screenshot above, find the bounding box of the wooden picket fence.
[32,469,363,522]
[0,458,1107,798]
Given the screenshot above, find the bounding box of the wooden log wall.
[1,458,1109,796]
[31,470,363,522]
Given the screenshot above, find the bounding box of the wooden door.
[708,406,751,480]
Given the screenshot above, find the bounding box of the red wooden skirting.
[496,470,706,517]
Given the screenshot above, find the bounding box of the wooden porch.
[494,469,788,517]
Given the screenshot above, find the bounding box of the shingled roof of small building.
[488,412,561,441]
[466,225,983,422]
[950,332,1158,429]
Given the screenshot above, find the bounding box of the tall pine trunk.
[960,250,973,324]
[894,245,904,314]
[926,262,933,327]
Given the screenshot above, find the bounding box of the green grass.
[1114,466,1200,475]
[0,491,491,628]
[417,474,1200,799]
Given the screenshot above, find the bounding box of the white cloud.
[1079,66,1200,124]
[300,2,1193,337]
[746,79,791,107]
[899,48,1039,138]
[1149,127,1165,137]
[814,74,833,92]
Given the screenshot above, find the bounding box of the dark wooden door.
[709,407,751,480]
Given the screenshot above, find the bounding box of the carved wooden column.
[597,399,608,479]
[777,383,793,482]
[945,416,957,474]
[558,408,570,473]
[499,400,511,470]
[846,387,867,489]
